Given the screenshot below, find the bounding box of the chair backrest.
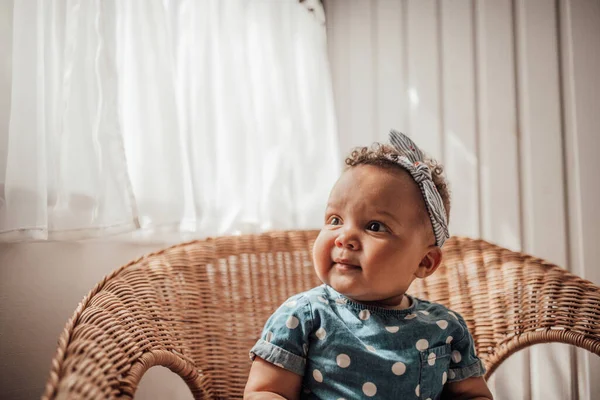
[43,230,600,399]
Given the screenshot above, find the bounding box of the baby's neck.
[357,294,412,310]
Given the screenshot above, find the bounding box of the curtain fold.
[0,0,340,242]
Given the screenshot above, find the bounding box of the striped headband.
[387,130,450,247]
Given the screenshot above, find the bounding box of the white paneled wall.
[325,0,599,399]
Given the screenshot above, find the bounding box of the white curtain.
[0,0,339,242]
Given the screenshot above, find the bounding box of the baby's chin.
[323,275,367,298]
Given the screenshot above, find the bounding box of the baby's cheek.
[312,235,332,272]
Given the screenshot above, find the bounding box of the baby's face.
[313,164,432,307]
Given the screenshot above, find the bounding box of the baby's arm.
[441,376,493,399]
[244,357,303,400]
[440,309,493,399]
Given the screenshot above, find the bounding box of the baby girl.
[244,131,493,400]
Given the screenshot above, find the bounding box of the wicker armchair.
[42,230,600,399]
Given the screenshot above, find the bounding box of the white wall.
[325,0,599,399]
[0,241,196,399]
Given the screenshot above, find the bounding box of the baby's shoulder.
[281,284,329,303]
[413,298,468,334]
[268,286,333,329]
[275,285,339,316]
[273,286,329,313]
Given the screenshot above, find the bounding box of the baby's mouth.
[332,259,361,271]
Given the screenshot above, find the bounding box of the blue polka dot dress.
[250,285,486,399]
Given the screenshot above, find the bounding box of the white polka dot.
[362,382,377,397]
[337,398,346,400]
[446,336,453,344]
[303,343,308,355]
[317,296,328,303]
[286,316,299,329]
[449,369,456,379]
[285,300,297,307]
[335,297,347,305]
[405,313,418,320]
[366,345,376,353]
[316,327,327,340]
[415,384,420,396]
[336,353,351,368]
[436,320,449,329]
[452,350,462,363]
[275,362,284,368]
[313,369,323,382]
[419,310,430,315]
[385,326,399,333]
[426,398,432,400]
[359,309,371,320]
[448,311,458,320]
[442,371,448,384]
[416,338,429,351]
[427,352,437,366]
[392,361,406,375]
[266,331,273,342]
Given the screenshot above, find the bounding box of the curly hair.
[344,143,451,226]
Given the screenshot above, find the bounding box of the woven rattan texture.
[42,230,600,399]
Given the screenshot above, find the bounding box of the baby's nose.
[334,232,360,250]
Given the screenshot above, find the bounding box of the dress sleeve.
[249,294,314,376]
[447,311,487,382]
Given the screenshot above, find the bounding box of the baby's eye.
[327,216,342,226]
[367,221,388,232]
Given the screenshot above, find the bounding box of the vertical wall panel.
[514,0,572,399]
[475,0,522,252]
[514,0,567,267]
[440,0,479,237]
[406,0,443,160]
[373,0,407,143]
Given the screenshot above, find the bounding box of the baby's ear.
[414,246,443,279]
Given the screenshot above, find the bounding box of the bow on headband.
[388,130,450,247]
